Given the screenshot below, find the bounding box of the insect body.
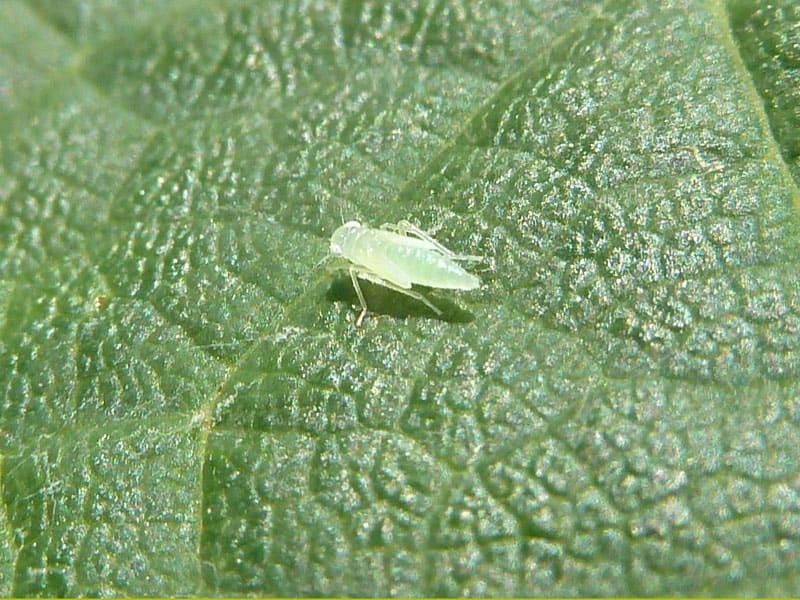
[329,220,481,325]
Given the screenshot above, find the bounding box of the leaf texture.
[1,0,799,595]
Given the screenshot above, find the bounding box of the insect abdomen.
[377,243,480,290]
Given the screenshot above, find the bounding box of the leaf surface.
[1,0,799,595]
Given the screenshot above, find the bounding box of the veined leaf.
[1,0,799,595]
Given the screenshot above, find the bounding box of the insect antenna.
[310,251,331,271]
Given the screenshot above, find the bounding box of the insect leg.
[385,220,482,262]
[351,266,443,324]
[349,267,370,326]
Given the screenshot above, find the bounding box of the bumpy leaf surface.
[1,0,799,595]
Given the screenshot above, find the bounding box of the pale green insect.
[329,220,481,325]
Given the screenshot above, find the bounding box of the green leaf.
[728,0,800,182]
[2,0,800,595]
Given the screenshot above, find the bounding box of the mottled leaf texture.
[1,0,799,596]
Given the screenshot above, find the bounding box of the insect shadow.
[326,275,476,324]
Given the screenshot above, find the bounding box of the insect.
[329,219,481,325]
